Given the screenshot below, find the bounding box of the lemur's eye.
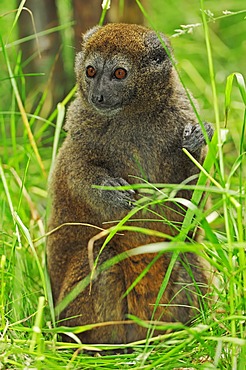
[86,66,96,78]
[114,68,127,80]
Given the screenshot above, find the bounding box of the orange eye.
[114,68,127,80]
[86,66,96,78]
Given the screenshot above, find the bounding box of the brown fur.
[47,23,212,344]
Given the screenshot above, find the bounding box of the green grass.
[0,0,246,369]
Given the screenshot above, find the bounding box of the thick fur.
[47,23,213,344]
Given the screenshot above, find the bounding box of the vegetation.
[0,0,245,368]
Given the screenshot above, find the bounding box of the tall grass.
[0,1,245,369]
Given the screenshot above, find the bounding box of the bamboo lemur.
[47,23,214,344]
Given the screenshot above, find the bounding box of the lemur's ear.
[144,31,173,65]
[81,26,102,46]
